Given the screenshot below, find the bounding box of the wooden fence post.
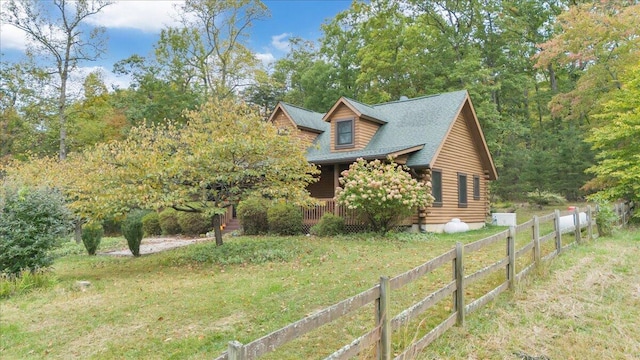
[614,203,620,226]
[554,210,562,254]
[507,226,516,289]
[228,341,245,360]
[455,242,465,326]
[587,205,593,241]
[574,206,581,244]
[533,216,541,266]
[377,276,391,360]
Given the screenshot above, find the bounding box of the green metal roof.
[304,90,469,167]
[279,102,327,133]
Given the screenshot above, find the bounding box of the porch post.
[333,164,340,215]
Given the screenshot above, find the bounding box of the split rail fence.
[215,203,631,360]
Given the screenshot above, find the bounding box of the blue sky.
[0,0,352,89]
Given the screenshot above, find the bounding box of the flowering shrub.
[336,158,434,233]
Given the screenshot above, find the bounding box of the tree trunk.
[74,220,82,244]
[213,213,223,246]
[58,57,69,160]
[548,63,557,93]
[58,79,67,160]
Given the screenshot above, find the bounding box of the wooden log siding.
[327,104,381,152]
[218,204,622,360]
[429,112,490,225]
[270,110,319,147]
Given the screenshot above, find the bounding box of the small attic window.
[336,119,354,148]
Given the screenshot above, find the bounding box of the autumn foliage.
[2,98,317,246]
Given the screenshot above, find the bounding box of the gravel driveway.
[100,236,212,256]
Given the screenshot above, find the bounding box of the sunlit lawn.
[0,205,600,359]
[424,228,640,359]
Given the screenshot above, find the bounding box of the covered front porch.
[302,162,428,232]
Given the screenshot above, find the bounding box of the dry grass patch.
[423,229,640,359]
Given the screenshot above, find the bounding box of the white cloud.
[271,33,290,52]
[0,23,30,51]
[255,52,275,67]
[0,1,169,53]
[84,1,182,33]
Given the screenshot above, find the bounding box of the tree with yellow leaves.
[4,98,318,246]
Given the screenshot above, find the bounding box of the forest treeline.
[1,0,639,204]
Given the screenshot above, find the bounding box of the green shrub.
[142,212,162,237]
[237,197,270,235]
[595,202,618,237]
[0,186,72,275]
[267,202,303,235]
[336,158,433,233]
[526,190,566,208]
[310,213,345,236]
[81,222,104,255]
[102,216,122,236]
[159,208,182,235]
[177,211,212,236]
[121,210,147,257]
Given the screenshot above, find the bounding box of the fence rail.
[216,203,631,360]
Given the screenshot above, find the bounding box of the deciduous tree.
[2,0,112,160]
[158,0,269,98]
[535,1,640,123]
[3,99,318,245]
[585,63,640,212]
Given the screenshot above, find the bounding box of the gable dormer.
[323,97,386,152]
[267,102,326,146]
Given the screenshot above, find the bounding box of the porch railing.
[302,198,365,226]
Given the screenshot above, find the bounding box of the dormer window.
[336,119,354,148]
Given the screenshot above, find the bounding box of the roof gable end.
[268,102,326,133]
[427,92,498,180]
[322,97,387,124]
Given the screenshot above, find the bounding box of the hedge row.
[237,198,344,236]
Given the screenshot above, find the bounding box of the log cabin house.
[267,90,498,232]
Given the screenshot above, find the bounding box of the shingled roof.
[322,97,388,124]
[276,102,327,133]
[278,90,497,179]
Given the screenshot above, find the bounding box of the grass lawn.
[424,227,640,359]
[0,227,498,360]
[0,206,631,359]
